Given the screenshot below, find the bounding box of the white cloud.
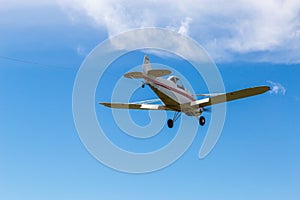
[105,28,210,62]
[59,0,300,63]
[267,80,286,95]
[178,17,192,36]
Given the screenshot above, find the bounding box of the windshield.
[169,76,185,90]
[176,79,184,90]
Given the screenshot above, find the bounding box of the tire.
[199,116,205,126]
[167,119,174,128]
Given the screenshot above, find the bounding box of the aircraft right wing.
[190,86,270,108]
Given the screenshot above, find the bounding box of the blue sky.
[1,1,300,199]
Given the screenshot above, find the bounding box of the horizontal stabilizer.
[124,72,144,79]
[147,69,171,77]
[99,102,173,110]
[124,69,171,79]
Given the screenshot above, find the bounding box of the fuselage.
[143,74,202,116]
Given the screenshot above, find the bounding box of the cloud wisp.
[267,80,287,95]
[59,0,300,63]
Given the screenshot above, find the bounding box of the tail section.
[124,55,171,79]
[142,55,152,74]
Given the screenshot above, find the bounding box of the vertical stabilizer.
[142,55,152,74]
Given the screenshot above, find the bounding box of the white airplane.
[99,55,270,128]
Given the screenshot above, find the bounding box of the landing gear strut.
[167,112,181,128]
[199,116,205,126]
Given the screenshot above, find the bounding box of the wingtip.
[255,85,271,93]
[263,85,271,92]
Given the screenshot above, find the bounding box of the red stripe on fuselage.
[143,76,195,101]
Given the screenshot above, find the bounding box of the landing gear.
[167,113,206,128]
[199,116,205,126]
[167,119,173,128]
[141,83,145,88]
[167,112,181,128]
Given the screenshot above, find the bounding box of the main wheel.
[199,116,205,126]
[167,119,174,128]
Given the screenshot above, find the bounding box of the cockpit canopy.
[167,76,185,90]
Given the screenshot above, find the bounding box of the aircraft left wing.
[99,102,173,110]
[190,86,270,108]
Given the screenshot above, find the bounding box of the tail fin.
[142,55,152,74]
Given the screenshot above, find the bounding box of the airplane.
[99,55,270,128]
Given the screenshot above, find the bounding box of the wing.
[190,86,270,107]
[99,102,173,110]
[193,93,224,97]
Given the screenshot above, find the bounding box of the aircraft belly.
[149,85,180,110]
[149,84,193,113]
[158,86,190,104]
